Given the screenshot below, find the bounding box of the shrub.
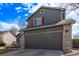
[0,42,6,47]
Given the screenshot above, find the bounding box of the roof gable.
[26,6,65,21]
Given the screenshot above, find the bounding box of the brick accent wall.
[63,24,72,52]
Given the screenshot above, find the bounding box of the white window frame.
[33,17,42,26]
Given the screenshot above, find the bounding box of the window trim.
[33,17,43,26]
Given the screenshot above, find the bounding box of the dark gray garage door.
[25,31,62,50]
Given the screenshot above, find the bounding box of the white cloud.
[15,7,22,10]
[72,30,79,37]
[46,3,57,7]
[40,3,60,7]
[23,8,28,10]
[0,22,20,31]
[15,7,23,13]
[24,14,29,16]
[72,22,79,36]
[75,9,79,16]
[17,10,21,13]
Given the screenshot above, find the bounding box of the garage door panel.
[25,31,62,50]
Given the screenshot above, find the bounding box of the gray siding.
[27,8,65,28]
[44,9,61,25]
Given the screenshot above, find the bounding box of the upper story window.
[33,18,37,26]
[40,9,44,14]
[31,16,44,27]
[33,17,42,26]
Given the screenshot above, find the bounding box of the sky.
[0,3,60,30]
[0,3,38,30]
[0,3,78,37]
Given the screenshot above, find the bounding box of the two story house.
[20,6,75,52]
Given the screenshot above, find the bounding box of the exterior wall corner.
[63,24,72,52]
[20,31,25,49]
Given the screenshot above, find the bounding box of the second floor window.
[33,18,37,26]
[33,17,43,26]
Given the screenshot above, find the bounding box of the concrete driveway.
[0,49,63,56]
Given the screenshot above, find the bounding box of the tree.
[10,25,18,35]
[58,3,79,15]
[18,19,28,30]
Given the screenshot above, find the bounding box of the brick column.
[63,24,72,52]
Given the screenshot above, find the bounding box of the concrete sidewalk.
[0,49,63,56]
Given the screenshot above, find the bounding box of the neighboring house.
[20,6,76,52]
[0,31,16,46]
